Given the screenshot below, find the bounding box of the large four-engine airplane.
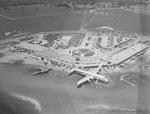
[68,68,109,88]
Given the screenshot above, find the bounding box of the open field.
[0,5,72,18]
[84,51,95,57]
[44,33,60,44]
[0,5,149,41]
[68,34,84,47]
[0,13,83,38]
[86,9,150,34]
[0,16,10,25]
[87,10,140,33]
[0,5,82,40]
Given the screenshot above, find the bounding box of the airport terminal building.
[108,43,148,65]
[31,42,148,71]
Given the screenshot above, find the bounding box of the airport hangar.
[107,43,148,65]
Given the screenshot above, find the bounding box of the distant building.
[57,54,75,64]
[57,35,72,46]
[75,57,104,68]
[100,35,109,47]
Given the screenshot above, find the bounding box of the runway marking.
[81,13,98,30]
[80,13,86,30]
[140,79,148,84]
[14,12,71,20]
[0,14,15,20]
[142,64,150,71]
[120,74,136,87]
[80,12,90,30]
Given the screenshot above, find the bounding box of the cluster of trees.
[0,0,148,9]
[0,0,72,7]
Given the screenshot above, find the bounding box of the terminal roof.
[109,43,148,64]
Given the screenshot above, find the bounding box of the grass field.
[44,33,60,44]
[68,34,84,47]
[84,51,95,57]
[0,5,71,18]
[0,5,83,40]
[0,5,149,41]
[86,9,150,34]
[0,13,83,37]
[87,9,140,33]
[0,16,10,25]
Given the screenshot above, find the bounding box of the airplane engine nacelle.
[77,80,90,88]
[93,78,109,84]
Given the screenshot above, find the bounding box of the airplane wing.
[68,63,104,76]
[77,75,93,85]
[68,70,77,76]
[77,75,94,88]
[68,69,108,83]
[68,68,87,77]
[68,68,88,75]
[68,68,109,88]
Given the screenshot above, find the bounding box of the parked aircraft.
[33,68,53,75]
[68,68,109,88]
